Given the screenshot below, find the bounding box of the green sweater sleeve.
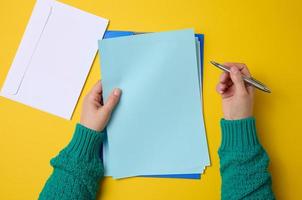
[218,117,275,200]
[39,123,105,200]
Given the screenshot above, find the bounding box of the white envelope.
[0,0,108,119]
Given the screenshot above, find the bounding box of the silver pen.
[210,61,271,93]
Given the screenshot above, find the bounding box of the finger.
[223,62,239,69]
[225,62,251,77]
[246,84,254,94]
[86,81,103,103]
[220,72,230,84]
[226,79,233,87]
[216,83,228,94]
[221,90,234,99]
[229,63,254,94]
[230,66,247,94]
[102,88,122,115]
[236,63,251,77]
[90,80,102,95]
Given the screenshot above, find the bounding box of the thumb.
[230,67,247,94]
[102,88,122,115]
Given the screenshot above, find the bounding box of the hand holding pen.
[215,62,255,120]
[211,61,271,93]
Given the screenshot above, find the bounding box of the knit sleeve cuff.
[62,123,105,159]
[220,117,260,151]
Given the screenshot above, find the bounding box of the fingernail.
[113,88,121,96]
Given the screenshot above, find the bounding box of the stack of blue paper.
[99,29,210,179]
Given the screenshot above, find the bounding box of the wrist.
[223,114,253,120]
[79,118,105,132]
[223,108,253,120]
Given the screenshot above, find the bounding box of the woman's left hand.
[80,81,121,131]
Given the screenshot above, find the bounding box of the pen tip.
[264,87,271,93]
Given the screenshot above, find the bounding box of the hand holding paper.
[80,81,121,132]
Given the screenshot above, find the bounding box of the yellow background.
[0,0,301,199]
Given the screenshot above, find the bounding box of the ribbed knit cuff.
[63,123,105,159]
[220,117,260,151]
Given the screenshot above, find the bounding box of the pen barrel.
[243,77,270,93]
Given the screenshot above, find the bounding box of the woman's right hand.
[216,63,254,120]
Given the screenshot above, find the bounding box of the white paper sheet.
[0,0,108,119]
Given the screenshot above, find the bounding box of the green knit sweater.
[39,117,275,200]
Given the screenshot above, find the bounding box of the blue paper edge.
[101,30,204,180]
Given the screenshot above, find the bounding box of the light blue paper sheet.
[102,31,207,179]
[99,29,209,179]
